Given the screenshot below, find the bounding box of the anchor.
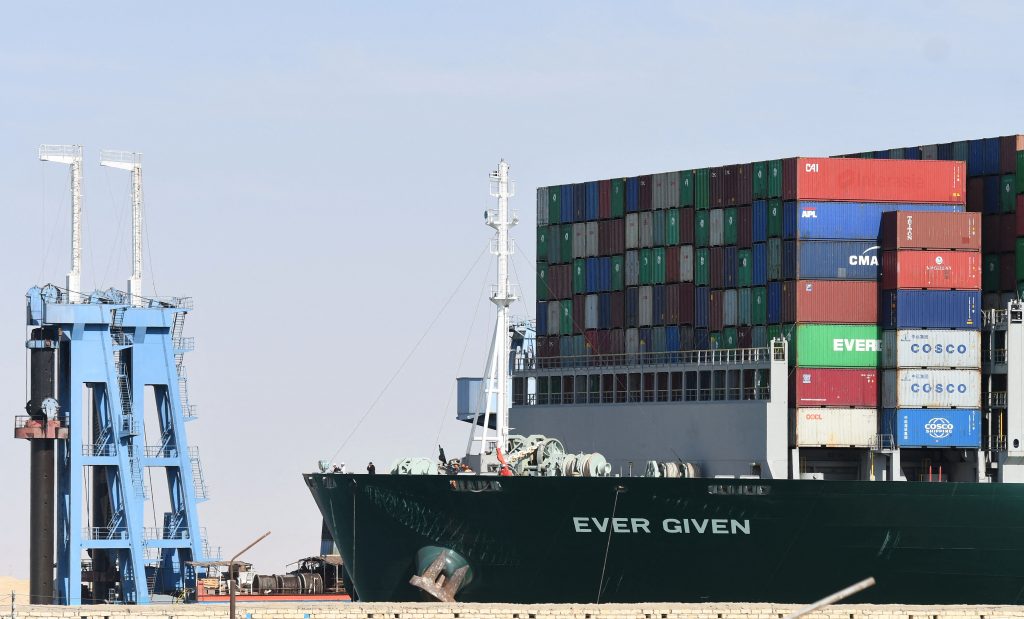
[409,547,472,602]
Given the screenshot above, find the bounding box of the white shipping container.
[585,221,599,258]
[882,330,981,369]
[625,251,640,287]
[584,294,599,330]
[794,408,878,448]
[882,369,981,409]
[572,223,587,259]
[625,213,639,249]
[537,187,549,225]
[639,212,653,248]
[665,173,680,209]
[651,172,666,210]
[625,328,639,362]
[722,289,738,327]
[709,209,724,247]
[679,245,694,282]
[638,285,653,327]
[547,302,560,336]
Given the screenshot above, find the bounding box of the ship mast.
[467,160,518,461]
[39,145,84,302]
[100,150,144,306]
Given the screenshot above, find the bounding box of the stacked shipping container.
[879,211,983,450]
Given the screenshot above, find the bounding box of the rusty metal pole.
[228,531,270,619]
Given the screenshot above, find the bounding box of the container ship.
[305,136,1024,605]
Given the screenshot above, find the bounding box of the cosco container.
[793,408,878,448]
[790,368,878,407]
[793,324,882,368]
[782,158,966,203]
[880,289,981,329]
[882,330,981,369]
[795,240,882,280]
[881,408,981,448]
[791,280,878,324]
[881,250,981,290]
[791,202,963,241]
[881,368,981,408]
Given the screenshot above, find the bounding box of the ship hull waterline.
[304,473,1024,605]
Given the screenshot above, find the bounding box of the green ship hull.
[304,473,1024,604]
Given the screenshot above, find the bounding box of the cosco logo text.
[910,343,969,355]
[909,383,969,394]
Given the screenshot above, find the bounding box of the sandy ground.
[0,577,29,605]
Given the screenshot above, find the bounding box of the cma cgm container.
[790,368,878,407]
[881,369,981,408]
[881,211,981,250]
[795,241,881,280]
[793,324,882,368]
[880,250,982,290]
[881,408,981,448]
[791,202,963,240]
[881,290,981,329]
[793,408,877,448]
[782,158,966,203]
[882,330,981,369]
[792,280,878,324]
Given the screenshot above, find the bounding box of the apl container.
[795,240,882,280]
[881,210,981,250]
[882,408,981,448]
[881,368,981,408]
[882,330,981,369]
[794,324,882,368]
[782,158,966,203]
[794,408,878,448]
[880,289,981,329]
[880,250,981,290]
[792,202,964,240]
[792,280,878,324]
[790,368,878,407]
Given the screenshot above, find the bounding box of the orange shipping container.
[791,280,879,324]
[782,158,965,204]
[881,250,982,290]
[881,211,980,251]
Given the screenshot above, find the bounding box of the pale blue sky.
[1,2,1021,577]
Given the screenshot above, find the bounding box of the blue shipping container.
[695,286,710,329]
[599,256,612,292]
[723,246,737,288]
[968,138,999,176]
[626,177,639,213]
[585,181,599,221]
[586,257,599,293]
[652,285,666,325]
[936,142,953,161]
[766,281,781,324]
[752,242,767,286]
[752,200,767,243]
[983,175,1001,214]
[598,293,611,329]
[560,185,574,223]
[873,150,890,160]
[881,290,981,329]
[537,302,548,336]
[626,287,639,328]
[782,240,796,280]
[694,327,710,350]
[797,240,881,280]
[789,202,963,240]
[559,336,573,364]
[651,326,666,353]
[782,201,797,239]
[573,183,586,222]
[903,147,922,160]
[882,408,981,448]
[665,325,681,353]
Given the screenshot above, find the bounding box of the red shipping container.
[557,264,573,299]
[1000,253,1016,291]
[572,294,586,333]
[678,283,695,325]
[610,291,624,329]
[709,290,724,331]
[665,246,680,282]
[735,163,753,205]
[737,205,752,248]
[724,165,737,206]
[737,326,752,349]
[1000,135,1024,174]
[597,220,611,257]
[598,180,612,220]
[790,368,879,408]
[780,280,795,323]
[609,219,625,255]
[709,246,725,289]
[881,250,981,290]
[665,283,681,324]
[585,329,599,355]
[639,174,652,211]
[1000,213,1017,254]
[607,328,624,355]
[881,211,980,251]
[966,177,984,213]
[710,166,726,207]
[782,157,965,203]
[793,280,879,323]
[679,208,695,245]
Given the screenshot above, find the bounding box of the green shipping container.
[709,331,722,349]
[666,209,680,245]
[752,286,767,325]
[1017,239,1024,281]
[652,247,666,284]
[721,327,738,349]
[548,186,561,224]
[766,324,781,344]
[560,225,573,263]
[767,198,783,237]
[723,207,738,245]
[766,238,782,281]
[695,211,710,247]
[767,160,782,198]
[951,141,969,163]
[639,249,653,285]
[611,255,624,291]
[560,300,573,335]
[537,262,549,301]
[1017,152,1024,194]
[611,178,625,218]
[652,210,666,246]
[737,287,752,326]
[752,161,767,199]
[859,152,874,159]
[573,259,586,294]
[794,324,882,368]
[983,254,1000,292]
[1002,175,1016,212]
[679,170,694,207]
[695,248,710,286]
[695,168,710,210]
[737,249,753,287]
[537,226,549,261]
